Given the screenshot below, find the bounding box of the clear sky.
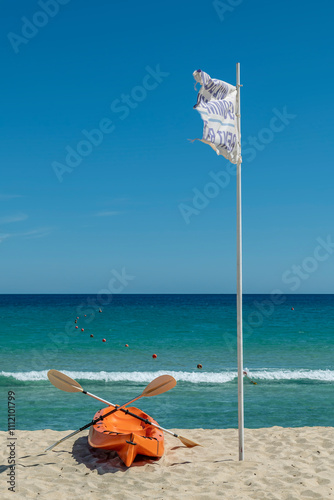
[1,0,333,293]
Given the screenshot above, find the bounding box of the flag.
[192,69,241,164]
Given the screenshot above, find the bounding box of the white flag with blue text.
[192,69,240,164]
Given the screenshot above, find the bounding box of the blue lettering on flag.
[207,128,216,143]
[228,102,234,120]
[193,69,239,164]
[217,131,226,149]
[203,119,209,137]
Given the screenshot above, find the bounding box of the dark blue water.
[0,294,333,430]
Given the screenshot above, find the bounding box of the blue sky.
[0,0,333,293]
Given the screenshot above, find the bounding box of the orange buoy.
[77,317,79,319]
[75,326,78,329]
[197,364,202,369]
[102,338,106,342]
[90,334,94,338]
[291,307,294,310]
[81,328,84,332]
[152,354,157,359]
[125,344,129,347]
[84,314,87,317]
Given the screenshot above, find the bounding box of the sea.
[0,294,333,431]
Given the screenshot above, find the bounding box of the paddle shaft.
[71,393,143,433]
[45,395,143,452]
[83,390,185,441]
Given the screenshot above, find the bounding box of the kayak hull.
[88,406,164,467]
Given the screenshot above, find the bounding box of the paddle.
[47,370,200,448]
[45,373,177,452]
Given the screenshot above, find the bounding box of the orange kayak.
[88,406,164,467]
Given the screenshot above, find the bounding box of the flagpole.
[236,62,244,461]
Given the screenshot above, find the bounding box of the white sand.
[1,427,333,499]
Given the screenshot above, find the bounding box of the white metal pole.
[236,62,244,461]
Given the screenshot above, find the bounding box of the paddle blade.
[47,370,83,393]
[178,435,201,448]
[142,375,176,398]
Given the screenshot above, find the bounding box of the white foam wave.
[244,369,334,382]
[1,369,334,383]
[0,370,235,384]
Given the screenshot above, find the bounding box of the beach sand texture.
[1,427,333,500]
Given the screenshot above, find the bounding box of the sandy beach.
[1,426,333,499]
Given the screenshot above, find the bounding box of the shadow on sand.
[71,436,161,474]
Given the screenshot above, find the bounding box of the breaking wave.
[1,368,334,384]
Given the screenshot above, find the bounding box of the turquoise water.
[0,294,333,430]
